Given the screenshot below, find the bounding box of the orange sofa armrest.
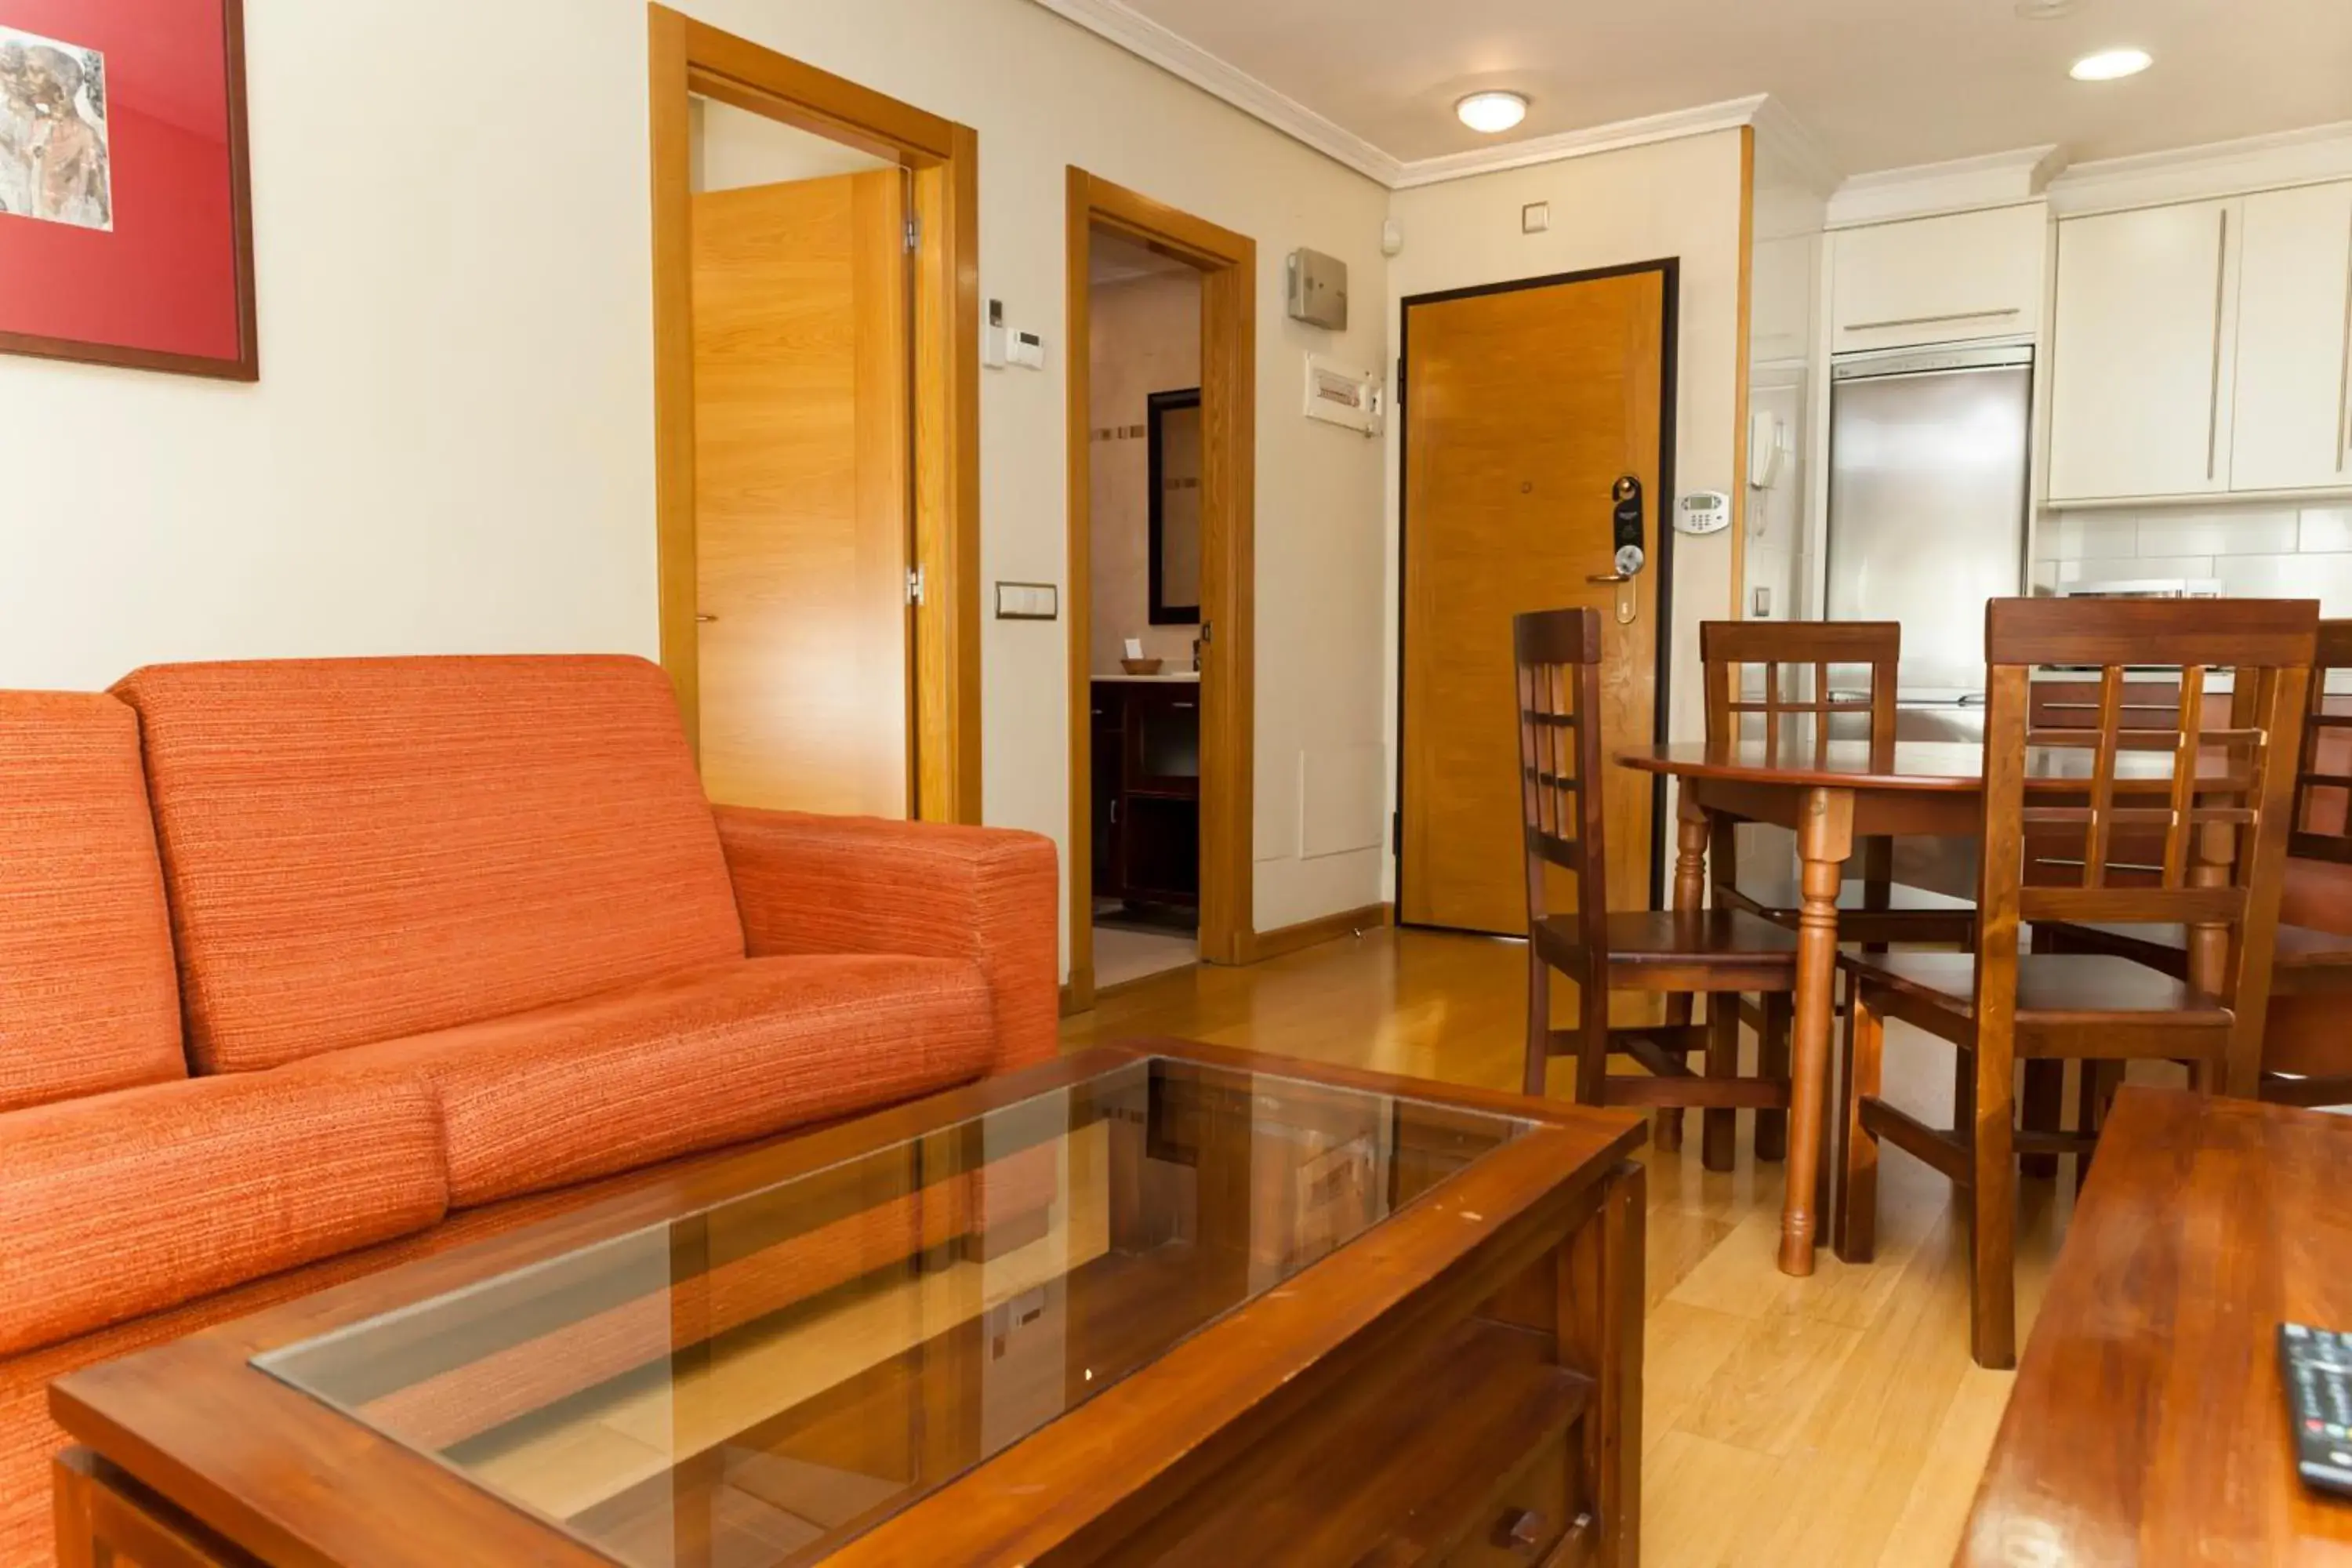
[714,808,1059,1073]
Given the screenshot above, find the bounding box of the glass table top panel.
[256,1056,1535,1566]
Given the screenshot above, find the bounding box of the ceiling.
[1108,0,2352,175]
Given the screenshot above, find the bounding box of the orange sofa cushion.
[0,1133,808,1568]
[0,693,183,1114]
[112,655,746,1073]
[334,955,996,1207]
[714,808,1060,1075]
[0,1065,446,1359]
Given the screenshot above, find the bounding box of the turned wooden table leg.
[1781,786,1853,1276]
[1660,791,1711,1155]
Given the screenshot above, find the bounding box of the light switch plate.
[1522,201,1550,234]
[995,581,1058,621]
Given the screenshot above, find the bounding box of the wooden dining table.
[1617,731,2238,1278]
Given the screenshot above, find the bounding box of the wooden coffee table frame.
[51,1042,1646,1568]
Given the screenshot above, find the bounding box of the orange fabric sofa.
[0,655,1057,1564]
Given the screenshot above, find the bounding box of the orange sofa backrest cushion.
[114,655,746,1073]
[0,694,185,1111]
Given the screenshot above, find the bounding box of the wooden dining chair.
[2034,619,2352,1113]
[1697,621,1976,1163]
[1835,597,2317,1369]
[1517,608,1798,1145]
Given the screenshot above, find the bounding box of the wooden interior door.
[1400,268,1668,935]
[693,169,913,816]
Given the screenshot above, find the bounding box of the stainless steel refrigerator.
[1824,342,2034,743]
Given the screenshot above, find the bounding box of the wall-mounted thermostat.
[1286,248,1348,330]
[1673,492,1733,535]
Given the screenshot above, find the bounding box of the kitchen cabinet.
[2048,198,2239,503]
[2229,182,2352,492]
[1830,204,2046,354]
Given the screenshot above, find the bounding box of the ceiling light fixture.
[1456,91,1530,134]
[2069,47,2152,81]
[2013,0,2078,18]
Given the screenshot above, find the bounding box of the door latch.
[1585,474,1646,624]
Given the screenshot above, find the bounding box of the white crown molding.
[1022,0,1403,185]
[1825,144,2066,228]
[1388,96,1769,190]
[1023,0,1783,191]
[2047,120,2352,216]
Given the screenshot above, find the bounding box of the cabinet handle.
[1841,307,2021,333]
[2207,207,2230,482]
[2338,203,2352,473]
[1172,701,1196,710]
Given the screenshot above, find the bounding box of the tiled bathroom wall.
[2033,500,2352,612]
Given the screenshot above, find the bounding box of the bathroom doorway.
[1064,172,1256,1007]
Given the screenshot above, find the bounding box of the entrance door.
[692,169,913,816]
[1399,267,1670,935]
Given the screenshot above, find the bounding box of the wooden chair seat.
[1838,950,2230,1031]
[2038,919,2352,989]
[1534,909,1796,991]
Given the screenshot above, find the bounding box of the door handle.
[1586,571,1632,585]
[695,612,717,624]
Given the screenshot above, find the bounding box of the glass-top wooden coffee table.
[52,1042,1646,1567]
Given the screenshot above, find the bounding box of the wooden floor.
[1061,925,2095,1568]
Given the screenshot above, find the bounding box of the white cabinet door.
[2049,198,2240,502]
[2230,181,2352,492]
[1831,204,2046,353]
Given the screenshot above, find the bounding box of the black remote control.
[2281,1323,2352,1497]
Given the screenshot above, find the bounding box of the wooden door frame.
[648,3,982,822]
[1394,259,1680,923]
[1065,169,1257,1008]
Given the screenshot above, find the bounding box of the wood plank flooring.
[1061,926,2100,1568]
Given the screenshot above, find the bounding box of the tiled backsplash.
[2034,500,2352,613]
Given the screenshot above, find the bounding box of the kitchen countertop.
[1093,670,1200,684]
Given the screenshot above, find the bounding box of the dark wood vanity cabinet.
[1091,678,1200,908]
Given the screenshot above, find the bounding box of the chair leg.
[1654,991,1689,1152]
[2019,1060,2063,1180]
[1835,984,1883,1262]
[1755,993,1791,1162]
[1523,946,1552,1099]
[1969,1027,2019,1370]
[1575,971,1612,1113]
[1702,996,1739,1172]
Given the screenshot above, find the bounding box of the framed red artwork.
[0,0,257,379]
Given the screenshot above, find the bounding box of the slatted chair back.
[1514,608,1608,955]
[2288,620,2352,866]
[1977,597,2317,1024]
[1700,621,1901,768]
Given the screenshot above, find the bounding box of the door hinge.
[1392,811,1402,855]
[906,565,926,606]
[905,216,920,253]
[1395,358,1405,405]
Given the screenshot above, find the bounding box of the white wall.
[1379,130,1751,901]
[0,0,1394,975]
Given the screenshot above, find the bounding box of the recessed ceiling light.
[2070,47,2152,81]
[1456,92,1530,134]
[2013,0,2078,18]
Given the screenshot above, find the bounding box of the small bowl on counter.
[1120,657,1164,675]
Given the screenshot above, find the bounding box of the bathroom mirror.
[1148,387,1202,624]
